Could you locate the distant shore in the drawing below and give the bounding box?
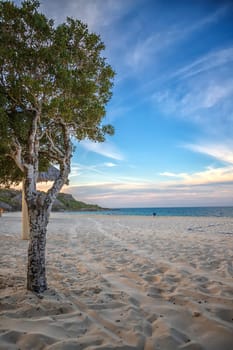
[0,213,233,349]
[0,188,106,212]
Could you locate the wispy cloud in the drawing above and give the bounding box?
[68,161,119,181]
[180,79,233,114]
[80,140,124,161]
[69,165,81,178]
[126,31,175,71]
[185,4,229,32]
[171,47,233,81]
[185,143,233,165]
[125,5,229,72]
[158,143,233,193]
[65,175,233,207]
[66,144,233,207]
[40,0,137,30]
[152,46,233,141]
[160,165,233,186]
[153,74,233,115]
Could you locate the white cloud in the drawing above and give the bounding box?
[40,0,137,31]
[172,47,233,81]
[69,161,119,179]
[80,139,124,161]
[161,165,233,186]
[65,149,233,207]
[186,143,233,165]
[152,52,233,142]
[159,172,189,179]
[69,165,81,177]
[186,4,229,32]
[65,172,233,207]
[202,84,233,108]
[126,31,175,71]
[125,6,230,73]
[153,77,233,116]
[104,162,117,167]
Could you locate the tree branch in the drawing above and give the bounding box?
[45,130,65,158]
[9,137,25,173]
[44,122,72,209]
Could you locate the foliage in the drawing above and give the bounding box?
[0,188,104,211]
[0,0,115,185]
[56,192,103,211]
[0,0,115,293]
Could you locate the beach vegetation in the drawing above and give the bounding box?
[0,188,105,212]
[0,0,114,293]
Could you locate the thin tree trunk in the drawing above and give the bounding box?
[27,206,50,293]
[25,118,71,293]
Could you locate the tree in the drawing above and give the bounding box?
[0,0,115,293]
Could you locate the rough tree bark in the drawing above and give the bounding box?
[27,202,50,292]
[24,168,71,292]
[10,108,72,293]
[22,182,30,240]
[25,118,71,293]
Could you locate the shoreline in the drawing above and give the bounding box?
[0,213,233,349]
[2,204,233,219]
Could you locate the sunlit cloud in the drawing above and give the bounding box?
[160,166,233,186]
[11,0,233,209]
[185,143,233,165]
[65,177,233,208]
[66,140,233,207]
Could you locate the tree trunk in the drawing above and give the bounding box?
[27,206,50,293]
[22,183,30,240]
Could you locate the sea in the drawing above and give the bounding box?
[74,206,233,218]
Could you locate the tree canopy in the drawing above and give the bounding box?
[0,0,115,292]
[0,0,115,187]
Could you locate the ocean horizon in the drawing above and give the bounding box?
[69,206,233,218]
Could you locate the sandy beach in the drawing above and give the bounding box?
[0,212,233,350]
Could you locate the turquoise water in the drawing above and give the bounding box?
[74,206,233,217]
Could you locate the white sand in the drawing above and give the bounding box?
[0,212,233,350]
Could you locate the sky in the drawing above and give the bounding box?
[14,0,233,208]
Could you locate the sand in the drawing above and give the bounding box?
[0,212,233,350]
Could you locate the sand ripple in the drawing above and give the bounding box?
[0,213,233,349]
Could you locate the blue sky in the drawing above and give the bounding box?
[16,0,233,207]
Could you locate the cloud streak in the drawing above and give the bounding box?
[152,45,233,144]
[160,165,233,186]
[80,140,124,161]
[171,47,233,81]
[40,0,137,30]
[65,178,233,208]
[124,5,230,73]
[25,0,233,208]
[65,155,233,207]
[185,143,233,165]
